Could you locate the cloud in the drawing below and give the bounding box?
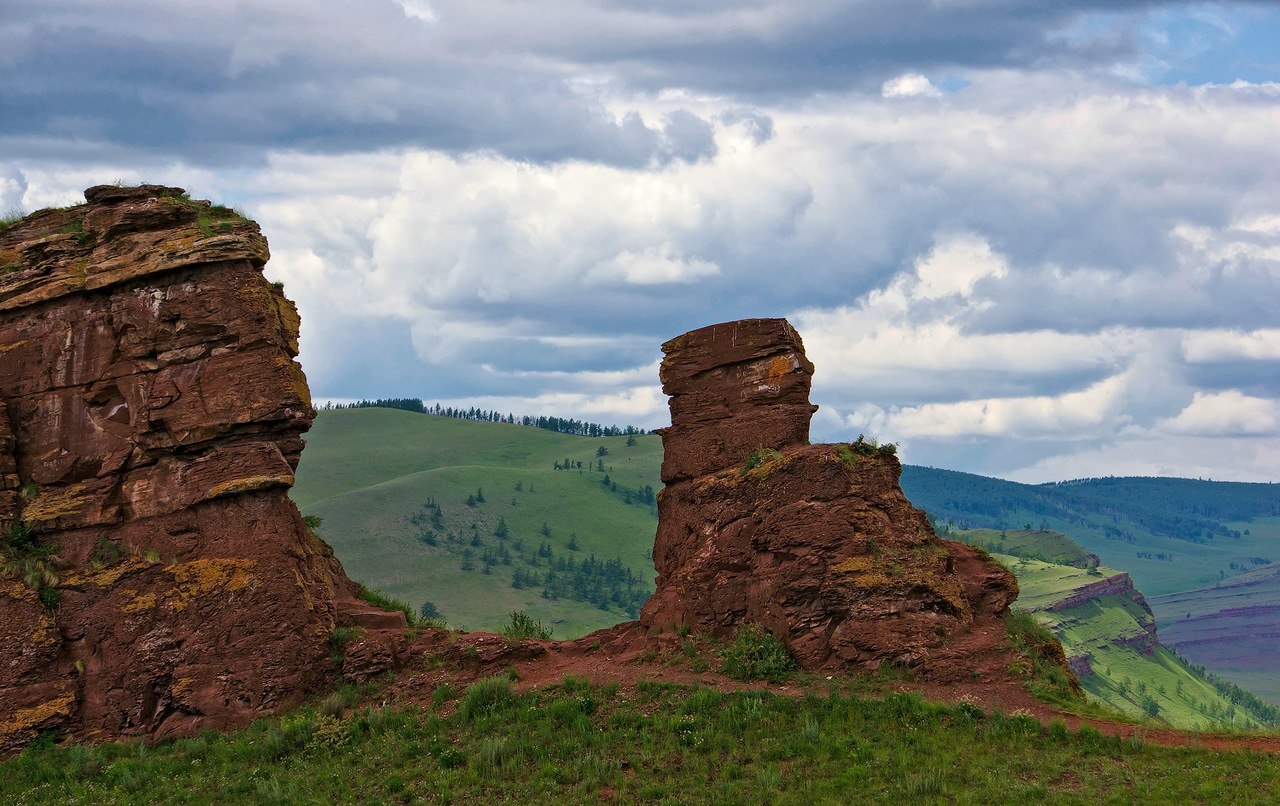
[882,73,943,98]
[1,0,1248,168]
[0,167,26,213]
[0,0,722,168]
[842,374,1132,440]
[1158,390,1280,436]
[1183,329,1280,363]
[587,245,721,285]
[5,3,1280,483]
[906,233,1008,300]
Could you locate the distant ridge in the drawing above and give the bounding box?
[901,465,1280,600]
[321,398,651,438]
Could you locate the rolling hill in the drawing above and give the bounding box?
[955,529,1278,728]
[292,407,663,637]
[1150,555,1280,705]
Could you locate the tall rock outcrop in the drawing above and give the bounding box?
[639,318,1019,671]
[0,185,398,752]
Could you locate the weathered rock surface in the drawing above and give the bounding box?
[0,185,400,752]
[639,318,1019,672]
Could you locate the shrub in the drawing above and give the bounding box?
[846,434,899,459]
[742,447,782,474]
[328,626,363,665]
[88,537,124,570]
[722,624,796,682]
[459,676,515,722]
[501,610,552,641]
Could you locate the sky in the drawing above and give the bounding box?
[3,1,1279,484]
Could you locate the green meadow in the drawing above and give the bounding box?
[5,677,1280,805]
[293,408,662,636]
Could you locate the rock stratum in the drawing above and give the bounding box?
[0,185,400,752]
[639,318,1021,672]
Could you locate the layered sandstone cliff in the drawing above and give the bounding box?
[0,185,397,751]
[639,318,1019,671]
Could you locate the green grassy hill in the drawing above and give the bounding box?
[292,408,663,637]
[903,467,1280,599]
[954,529,1279,729]
[8,677,1280,804]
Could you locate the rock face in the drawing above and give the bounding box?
[0,185,399,752]
[639,318,1018,671]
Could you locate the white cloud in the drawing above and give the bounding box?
[909,232,1007,299]
[881,73,943,98]
[846,373,1130,440]
[1005,434,1280,483]
[9,59,1280,482]
[1182,329,1280,363]
[1158,390,1280,436]
[396,0,438,24]
[588,244,720,285]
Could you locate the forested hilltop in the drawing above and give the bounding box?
[321,398,649,438]
[901,466,1280,599]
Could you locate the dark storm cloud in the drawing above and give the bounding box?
[0,0,1222,166]
[0,1,713,166]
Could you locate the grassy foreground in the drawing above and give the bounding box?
[4,677,1279,805]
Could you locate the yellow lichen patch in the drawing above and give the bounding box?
[206,474,293,499]
[831,556,875,574]
[293,566,317,612]
[67,259,89,290]
[270,355,312,407]
[767,354,792,379]
[171,677,195,698]
[3,580,38,603]
[165,558,255,611]
[21,484,90,522]
[234,280,274,317]
[0,689,77,744]
[848,571,898,588]
[0,339,27,353]
[272,295,302,348]
[64,557,146,589]
[120,589,157,613]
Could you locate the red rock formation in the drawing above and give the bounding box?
[639,318,1019,671]
[0,185,401,752]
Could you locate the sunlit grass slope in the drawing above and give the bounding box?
[292,408,663,637]
[962,529,1279,729]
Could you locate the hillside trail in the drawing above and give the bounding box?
[377,619,1280,756]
